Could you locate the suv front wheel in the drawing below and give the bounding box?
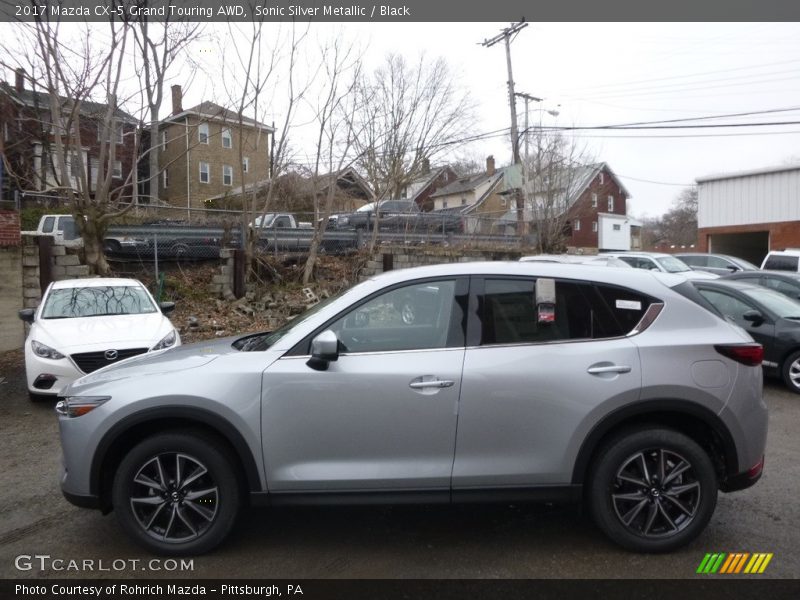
[112,431,241,555]
[588,428,717,553]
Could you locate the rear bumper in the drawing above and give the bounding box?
[720,455,764,492]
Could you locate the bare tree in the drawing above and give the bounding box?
[132,14,202,205]
[301,37,365,284]
[659,187,698,246]
[524,130,595,253]
[6,17,141,275]
[353,53,475,248]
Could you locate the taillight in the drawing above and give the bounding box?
[715,344,763,366]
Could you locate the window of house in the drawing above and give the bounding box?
[198,123,209,144]
[112,160,122,179]
[161,130,167,151]
[608,196,614,212]
[222,128,232,148]
[592,221,598,233]
[162,168,168,189]
[462,198,468,206]
[97,122,122,144]
[574,219,581,231]
[199,161,210,183]
[243,157,249,173]
[599,173,604,184]
[591,193,597,208]
[613,224,621,231]
[223,165,233,186]
[443,200,448,209]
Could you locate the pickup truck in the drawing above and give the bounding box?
[342,200,463,233]
[22,214,148,253]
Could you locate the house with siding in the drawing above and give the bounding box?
[158,85,275,210]
[0,68,138,205]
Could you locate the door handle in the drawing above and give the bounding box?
[409,379,455,389]
[587,365,632,375]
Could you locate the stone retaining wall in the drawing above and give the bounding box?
[360,246,525,279]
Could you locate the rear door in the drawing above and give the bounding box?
[452,276,644,488]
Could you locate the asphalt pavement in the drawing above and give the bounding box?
[0,348,797,580]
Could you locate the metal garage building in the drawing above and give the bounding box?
[696,164,800,265]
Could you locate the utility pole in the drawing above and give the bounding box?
[482,21,528,166]
[515,92,542,163]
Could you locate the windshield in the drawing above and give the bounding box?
[356,203,376,213]
[42,286,157,319]
[656,256,692,273]
[235,291,345,351]
[742,287,800,319]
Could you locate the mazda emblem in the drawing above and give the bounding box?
[104,349,119,361]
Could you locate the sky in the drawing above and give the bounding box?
[3,21,800,219]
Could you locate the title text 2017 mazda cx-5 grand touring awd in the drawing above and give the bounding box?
[56,262,767,555]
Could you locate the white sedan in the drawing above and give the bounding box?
[19,278,180,400]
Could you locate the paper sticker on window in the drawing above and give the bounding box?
[616,299,642,311]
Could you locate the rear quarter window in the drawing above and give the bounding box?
[763,254,799,271]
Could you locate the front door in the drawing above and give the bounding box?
[261,278,468,493]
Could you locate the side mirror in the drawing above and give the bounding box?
[159,301,176,315]
[742,310,765,326]
[18,308,35,323]
[726,265,739,272]
[307,330,339,371]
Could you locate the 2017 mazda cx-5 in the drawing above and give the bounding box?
[56,262,767,555]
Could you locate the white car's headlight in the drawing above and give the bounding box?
[31,340,65,360]
[151,330,177,351]
[55,396,111,418]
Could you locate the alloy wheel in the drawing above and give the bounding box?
[611,448,700,538]
[130,452,219,543]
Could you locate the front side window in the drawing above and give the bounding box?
[222,128,232,148]
[223,165,233,186]
[762,277,800,298]
[199,161,210,183]
[42,286,157,319]
[697,289,757,327]
[327,280,462,354]
[112,160,122,179]
[479,278,653,346]
[198,123,209,144]
[656,256,692,273]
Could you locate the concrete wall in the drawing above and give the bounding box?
[360,246,524,280]
[0,210,23,352]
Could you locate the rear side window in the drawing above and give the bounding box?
[763,254,799,271]
[479,278,654,345]
[41,216,55,233]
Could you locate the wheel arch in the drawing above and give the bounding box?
[92,406,263,512]
[571,399,738,487]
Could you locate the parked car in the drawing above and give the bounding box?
[603,252,719,280]
[692,278,800,393]
[760,249,800,272]
[345,200,463,232]
[19,278,180,400]
[520,255,632,268]
[56,263,766,555]
[723,270,800,301]
[675,253,760,276]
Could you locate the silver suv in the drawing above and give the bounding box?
[57,262,767,555]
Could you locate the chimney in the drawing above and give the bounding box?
[171,84,183,115]
[15,68,25,93]
[486,155,495,176]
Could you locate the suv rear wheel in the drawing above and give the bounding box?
[781,350,800,394]
[112,431,241,555]
[588,428,717,553]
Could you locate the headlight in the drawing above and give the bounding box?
[151,329,177,351]
[55,396,111,418]
[31,340,65,360]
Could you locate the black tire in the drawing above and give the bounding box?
[588,427,717,553]
[780,350,800,394]
[112,431,241,556]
